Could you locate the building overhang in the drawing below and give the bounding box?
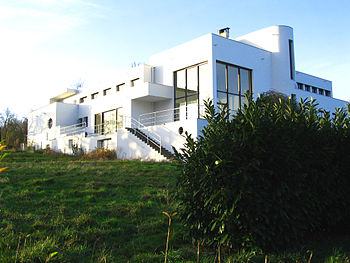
[131,82,173,102]
[50,89,79,103]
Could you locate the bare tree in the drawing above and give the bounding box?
[0,108,27,148]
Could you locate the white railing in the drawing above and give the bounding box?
[123,116,162,154]
[60,122,87,136]
[139,104,206,127]
[139,107,180,126]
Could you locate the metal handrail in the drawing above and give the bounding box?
[60,122,87,136]
[139,104,206,126]
[123,116,162,154]
[139,107,180,126]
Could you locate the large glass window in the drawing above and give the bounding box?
[216,61,252,114]
[174,62,208,120]
[94,108,122,135]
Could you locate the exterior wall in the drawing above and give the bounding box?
[149,33,214,102]
[212,34,272,103]
[56,103,79,126]
[116,129,166,161]
[235,25,295,96]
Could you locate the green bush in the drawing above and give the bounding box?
[175,94,350,252]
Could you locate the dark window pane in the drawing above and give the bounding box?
[217,91,227,104]
[227,66,239,94]
[216,63,226,92]
[240,69,250,96]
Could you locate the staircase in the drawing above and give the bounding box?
[125,127,174,160]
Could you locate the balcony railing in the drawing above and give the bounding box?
[94,121,123,135]
[139,104,206,126]
[60,122,87,136]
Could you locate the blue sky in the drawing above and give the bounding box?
[1,0,349,117]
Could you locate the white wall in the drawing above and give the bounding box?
[116,128,166,161]
[236,25,295,96]
[56,103,79,126]
[149,34,213,87]
[296,71,333,92]
[212,33,272,102]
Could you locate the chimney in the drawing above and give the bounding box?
[218,27,230,38]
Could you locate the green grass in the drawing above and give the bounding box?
[0,151,349,262]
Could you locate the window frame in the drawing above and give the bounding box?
[216,61,253,113]
[173,61,208,120]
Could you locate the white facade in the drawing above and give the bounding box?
[28,25,349,160]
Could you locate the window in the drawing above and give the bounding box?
[131,78,140,87]
[97,138,111,149]
[216,61,252,114]
[79,96,87,103]
[174,62,208,120]
[305,85,310,92]
[68,139,73,149]
[325,90,331,97]
[312,87,317,93]
[319,89,324,95]
[297,83,303,90]
[48,118,53,129]
[91,92,98,100]
[94,108,122,135]
[116,83,125,91]
[78,117,88,127]
[289,39,295,80]
[83,116,88,127]
[103,88,111,96]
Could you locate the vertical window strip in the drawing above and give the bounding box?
[289,40,295,80]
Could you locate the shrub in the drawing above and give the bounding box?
[174,94,350,252]
[82,148,117,160]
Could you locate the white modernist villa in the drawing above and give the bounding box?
[28,25,348,160]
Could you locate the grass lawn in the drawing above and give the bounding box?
[0,152,349,262]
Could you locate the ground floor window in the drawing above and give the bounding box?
[216,61,252,114]
[97,138,111,149]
